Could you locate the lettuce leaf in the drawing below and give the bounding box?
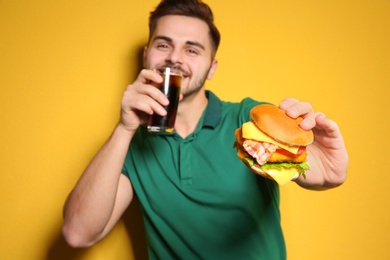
[243,157,310,179]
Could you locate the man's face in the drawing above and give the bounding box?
[144,15,218,97]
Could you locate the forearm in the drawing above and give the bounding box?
[62,124,134,247]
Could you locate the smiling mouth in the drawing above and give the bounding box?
[154,64,190,79]
[180,69,190,78]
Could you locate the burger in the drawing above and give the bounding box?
[234,104,313,185]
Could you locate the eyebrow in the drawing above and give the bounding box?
[153,35,205,51]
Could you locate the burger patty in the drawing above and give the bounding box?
[268,149,307,163]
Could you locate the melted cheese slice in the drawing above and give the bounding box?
[242,121,299,154]
[264,168,299,186]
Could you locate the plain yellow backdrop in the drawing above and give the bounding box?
[1,0,389,259]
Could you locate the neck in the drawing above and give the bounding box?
[174,89,208,138]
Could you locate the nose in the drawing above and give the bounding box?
[165,48,183,66]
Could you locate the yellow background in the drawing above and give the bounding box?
[1,0,389,259]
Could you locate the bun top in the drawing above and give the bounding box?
[250,104,313,146]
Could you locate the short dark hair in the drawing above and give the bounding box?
[149,0,221,56]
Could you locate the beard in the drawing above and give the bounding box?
[181,66,212,98]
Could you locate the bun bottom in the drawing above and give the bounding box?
[247,163,300,185]
[247,164,273,179]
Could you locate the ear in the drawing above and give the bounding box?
[207,59,218,80]
[143,45,148,67]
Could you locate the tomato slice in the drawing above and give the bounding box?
[276,146,306,157]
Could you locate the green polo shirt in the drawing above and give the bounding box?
[122,90,286,259]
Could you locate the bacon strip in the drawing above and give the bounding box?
[242,140,277,165]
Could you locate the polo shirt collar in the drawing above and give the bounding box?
[203,90,222,129]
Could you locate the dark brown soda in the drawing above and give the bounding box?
[148,73,181,133]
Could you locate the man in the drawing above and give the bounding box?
[62,0,348,259]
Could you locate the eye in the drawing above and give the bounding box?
[157,43,169,49]
[186,48,199,56]
[154,40,171,50]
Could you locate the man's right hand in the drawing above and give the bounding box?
[119,69,169,133]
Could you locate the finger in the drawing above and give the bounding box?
[313,113,341,138]
[300,112,325,130]
[129,83,169,106]
[123,84,168,116]
[123,91,167,117]
[279,97,300,110]
[279,99,314,119]
[134,69,164,85]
